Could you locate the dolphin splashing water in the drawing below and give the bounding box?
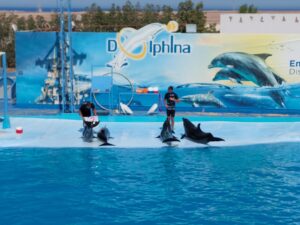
[107,21,179,72]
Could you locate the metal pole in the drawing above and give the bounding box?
[2,53,10,129]
[67,0,75,112]
[59,0,66,113]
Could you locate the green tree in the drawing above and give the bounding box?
[16,16,26,30]
[177,0,206,32]
[142,4,159,25]
[81,3,106,31]
[49,14,59,31]
[0,13,18,67]
[122,0,138,28]
[115,6,123,30]
[36,15,46,30]
[160,5,174,24]
[26,15,36,30]
[239,4,257,13]
[106,3,120,31]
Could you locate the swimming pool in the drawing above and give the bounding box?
[1,143,299,225]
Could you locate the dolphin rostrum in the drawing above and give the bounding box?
[157,119,180,146]
[97,127,114,146]
[180,91,225,108]
[181,118,224,144]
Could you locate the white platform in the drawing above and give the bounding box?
[1,118,300,148]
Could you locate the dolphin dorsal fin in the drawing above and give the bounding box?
[197,123,203,132]
[208,90,214,95]
[254,54,272,61]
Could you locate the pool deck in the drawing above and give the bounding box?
[1,115,300,148]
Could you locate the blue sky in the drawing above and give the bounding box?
[1,0,300,10]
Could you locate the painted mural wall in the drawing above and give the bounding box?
[15,22,300,112]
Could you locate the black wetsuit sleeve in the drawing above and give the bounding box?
[164,93,168,100]
[174,93,179,100]
[79,104,84,113]
[91,103,95,110]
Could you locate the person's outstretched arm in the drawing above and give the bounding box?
[174,93,180,103]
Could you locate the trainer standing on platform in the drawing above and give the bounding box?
[164,86,179,132]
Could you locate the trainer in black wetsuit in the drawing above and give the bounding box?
[79,101,97,122]
[164,86,179,132]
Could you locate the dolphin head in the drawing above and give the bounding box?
[208,53,232,69]
[182,118,196,133]
[209,52,249,70]
[213,70,228,81]
[162,119,172,132]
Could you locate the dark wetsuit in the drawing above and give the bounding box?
[79,103,95,117]
[80,103,97,128]
[164,92,179,117]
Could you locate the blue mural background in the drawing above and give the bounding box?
[15,31,300,113]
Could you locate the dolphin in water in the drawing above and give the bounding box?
[180,91,226,108]
[208,52,285,87]
[213,68,247,84]
[157,119,180,146]
[181,118,224,145]
[82,120,100,142]
[97,127,114,146]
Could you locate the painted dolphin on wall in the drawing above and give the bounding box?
[223,93,280,108]
[208,52,285,87]
[176,83,231,90]
[107,21,178,71]
[181,118,224,145]
[157,119,180,146]
[180,91,226,108]
[213,68,247,84]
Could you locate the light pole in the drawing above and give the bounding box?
[1,52,11,129]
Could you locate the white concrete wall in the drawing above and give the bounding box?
[221,14,300,33]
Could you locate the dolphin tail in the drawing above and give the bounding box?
[211,137,225,142]
[156,135,161,138]
[100,142,115,146]
[272,72,285,85]
[163,138,180,143]
[270,91,286,108]
[181,134,186,139]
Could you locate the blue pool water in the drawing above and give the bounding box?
[0,144,299,225]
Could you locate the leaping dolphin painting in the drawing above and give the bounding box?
[181,118,224,145]
[213,68,247,84]
[208,52,285,87]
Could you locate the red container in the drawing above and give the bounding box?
[16,127,23,134]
